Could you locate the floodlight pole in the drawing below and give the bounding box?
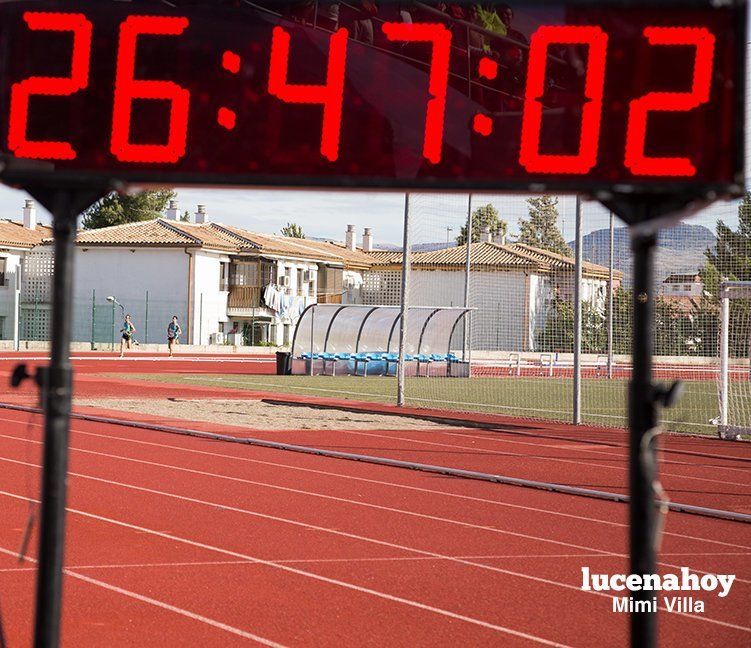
[629,229,658,648]
[21,187,104,648]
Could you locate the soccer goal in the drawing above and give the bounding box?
[717,281,751,440]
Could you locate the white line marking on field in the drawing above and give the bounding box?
[0,493,571,646]
[0,459,749,632]
[0,545,286,646]
[0,413,747,552]
[3,552,746,575]
[7,429,751,585]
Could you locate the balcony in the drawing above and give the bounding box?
[317,292,342,305]
[228,286,261,311]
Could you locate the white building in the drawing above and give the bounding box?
[0,201,53,346]
[364,240,620,351]
[62,207,374,347]
[660,273,704,298]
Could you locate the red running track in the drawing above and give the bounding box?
[0,408,749,647]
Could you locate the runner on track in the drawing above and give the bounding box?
[119,314,135,358]
[167,315,182,357]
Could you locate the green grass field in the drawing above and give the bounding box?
[117,372,745,436]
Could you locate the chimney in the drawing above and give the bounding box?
[165,200,179,221]
[345,224,356,251]
[362,227,373,252]
[22,200,36,230]
[493,230,506,246]
[479,226,491,243]
[195,204,208,224]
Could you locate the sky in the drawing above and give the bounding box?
[1,12,747,249]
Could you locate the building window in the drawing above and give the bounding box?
[0,257,6,287]
[297,268,304,296]
[318,266,343,296]
[219,262,229,291]
[229,261,259,287]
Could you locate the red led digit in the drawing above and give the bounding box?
[520,25,608,174]
[625,27,715,177]
[268,27,349,162]
[111,16,191,164]
[8,12,92,160]
[382,23,452,165]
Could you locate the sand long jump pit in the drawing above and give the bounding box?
[74,397,462,431]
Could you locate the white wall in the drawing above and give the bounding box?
[0,250,23,342]
[408,269,528,351]
[191,251,226,345]
[73,247,189,345]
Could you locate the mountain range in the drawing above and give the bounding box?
[573,222,716,287]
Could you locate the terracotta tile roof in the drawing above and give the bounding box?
[370,241,620,279]
[72,218,378,267]
[509,243,622,279]
[363,250,404,265]
[0,220,52,248]
[210,224,376,267]
[75,219,198,247]
[165,221,240,252]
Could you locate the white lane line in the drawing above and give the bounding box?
[0,492,571,647]
[1,460,749,633]
[319,427,751,490]
[436,429,751,476]
[0,546,286,647]
[3,552,749,575]
[1,413,747,552]
[2,430,747,583]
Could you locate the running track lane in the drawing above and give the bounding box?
[0,419,748,646]
[44,404,751,515]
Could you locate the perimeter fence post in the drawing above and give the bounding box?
[110,299,115,351]
[397,193,411,407]
[462,194,472,368]
[199,292,204,346]
[607,210,615,379]
[309,304,315,376]
[144,290,149,344]
[573,196,583,425]
[90,289,95,350]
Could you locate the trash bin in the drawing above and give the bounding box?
[276,351,291,375]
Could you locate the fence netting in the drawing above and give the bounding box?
[387,192,750,436]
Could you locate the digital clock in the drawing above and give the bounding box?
[0,0,744,199]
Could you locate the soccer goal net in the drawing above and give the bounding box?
[717,281,751,440]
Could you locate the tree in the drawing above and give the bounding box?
[82,189,176,230]
[281,222,305,238]
[705,192,751,282]
[518,195,572,256]
[701,196,751,357]
[456,203,508,246]
[180,210,190,222]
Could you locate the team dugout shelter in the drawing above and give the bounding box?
[290,304,471,377]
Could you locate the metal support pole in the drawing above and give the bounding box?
[309,305,315,376]
[90,289,95,351]
[199,292,203,346]
[34,191,78,648]
[110,300,115,351]
[573,196,583,425]
[462,194,472,365]
[607,211,615,379]
[397,193,411,407]
[13,270,20,351]
[144,290,149,344]
[719,280,730,429]
[629,231,658,648]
